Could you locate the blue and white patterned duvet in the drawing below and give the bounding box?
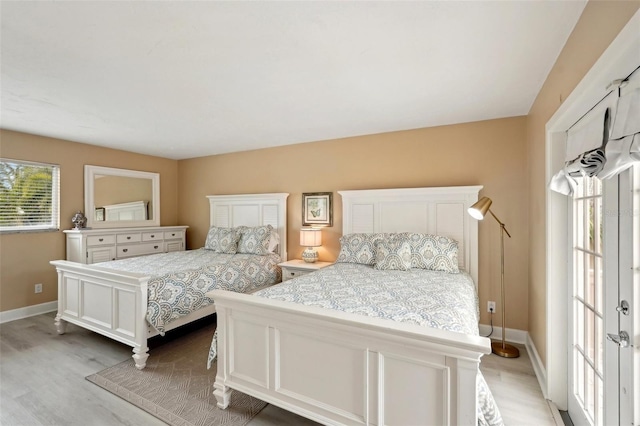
[94,249,281,334]
[208,263,502,426]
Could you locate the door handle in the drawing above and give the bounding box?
[607,331,630,348]
[616,300,629,315]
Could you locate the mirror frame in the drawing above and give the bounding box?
[84,165,160,229]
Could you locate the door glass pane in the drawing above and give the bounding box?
[576,199,585,248]
[586,253,595,307]
[575,250,585,299]
[596,376,603,426]
[586,364,595,421]
[576,300,584,351]
[577,349,585,404]
[595,256,603,313]
[588,198,596,252]
[585,307,595,362]
[597,197,603,255]
[595,314,603,373]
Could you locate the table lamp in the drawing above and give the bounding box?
[300,228,322,263]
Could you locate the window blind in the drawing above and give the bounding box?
[550,66,640,195]
[0,159,60,232]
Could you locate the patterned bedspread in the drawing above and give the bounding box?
[95,249,281,333]
[207,263,503,426]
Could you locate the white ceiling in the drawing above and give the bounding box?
[1,1,587,160]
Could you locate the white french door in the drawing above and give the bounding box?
[568,165,637,425]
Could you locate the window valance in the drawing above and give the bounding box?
[550,66,640,195]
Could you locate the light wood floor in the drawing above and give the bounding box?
[0,312,560,425]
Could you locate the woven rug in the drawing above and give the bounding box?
[86,321,267,426]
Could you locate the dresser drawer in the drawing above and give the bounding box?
[165,241,183,252]
[281,268,311,281]
[164,230,184,240]
[142,231,162,242]
[117,233,141,244]
[87,235,116,246]
[117,242,163,258]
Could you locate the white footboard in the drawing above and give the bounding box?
[51,260,154,369]
[210,290,491,426]
[50,260,217,369]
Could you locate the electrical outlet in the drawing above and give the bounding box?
[487,301,496,313]
[34,283,43,294]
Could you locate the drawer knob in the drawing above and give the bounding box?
[154,245,159,249]
[171,233,175,236]
[151,235,155,238]
[99,238,104,242]
[123,248,128,253]
[127,236,131,240]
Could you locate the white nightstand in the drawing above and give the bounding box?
[278,259,332,282]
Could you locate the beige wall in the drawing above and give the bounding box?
[178,117,529,329]
[526,1,639,366]
[0,129,179,312]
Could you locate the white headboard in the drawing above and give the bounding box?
[338,186,482,284]
[206,193,289,259]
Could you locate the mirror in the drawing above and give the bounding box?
[84,165,160,229]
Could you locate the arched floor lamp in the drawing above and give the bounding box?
[468,196,520,358]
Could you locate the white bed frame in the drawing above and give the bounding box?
[210,186,491,425]
[50,193,289,370]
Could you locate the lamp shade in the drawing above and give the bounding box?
[468,197,492,220]
[300,228,322,247]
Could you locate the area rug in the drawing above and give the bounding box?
[86,322,267,426]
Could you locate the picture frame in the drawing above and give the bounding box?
[95,207,105,222]
[302,192,333,227]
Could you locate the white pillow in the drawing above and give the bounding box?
[268,228,280,253]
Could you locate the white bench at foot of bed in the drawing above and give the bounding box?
[51,260,216,370]
[210,289,491,426]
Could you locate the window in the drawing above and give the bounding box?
[0,159,60,233]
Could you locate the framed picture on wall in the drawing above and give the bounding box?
[95,207,105,222]
[302,192,333,227]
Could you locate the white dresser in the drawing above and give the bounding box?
[64,226,188,264]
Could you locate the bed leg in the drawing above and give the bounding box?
[132,347,149,370]
[54,314,67,335]
[213,381,231,409]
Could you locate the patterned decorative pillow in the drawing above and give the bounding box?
[374,236,412,271]
[336,233,388,265]
[204,227,241,254]
[401,232,460,273]
[236,225,274,255]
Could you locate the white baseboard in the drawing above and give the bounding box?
[0,301,57,324]
[479,323,528,344]
[526,333,548,400]
[479,323,549,401]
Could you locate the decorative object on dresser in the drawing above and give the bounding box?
[302,192,333,227]
[278,259,332,282]
[71,211,87,229]
[468,195,519,358]
[94,207,105,221]
[50,192,288,370]
[299,227,322,263]
[210,186,492,425]
[64,226,188,264]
